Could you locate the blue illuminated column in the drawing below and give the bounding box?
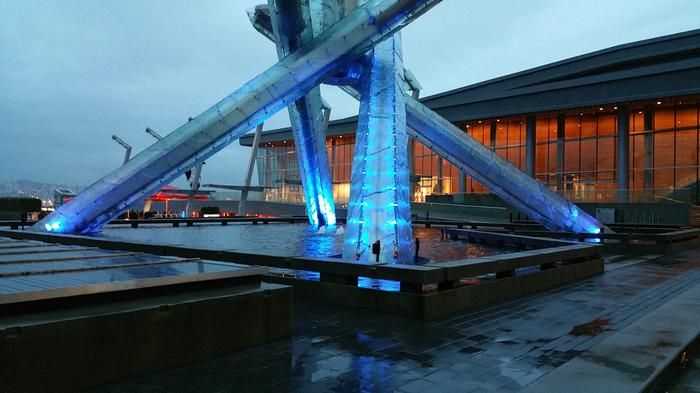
[343,34,413,263]
[31,0,440,234]
[268,0,336,227]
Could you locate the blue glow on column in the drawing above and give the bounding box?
[287,90,336,228]
[342,34,413,264]
[268,1,336,229]
[404,96,604,235]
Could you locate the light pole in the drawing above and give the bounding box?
[111,134,133,218]
[145,127,162,141]
[111,135,132,166]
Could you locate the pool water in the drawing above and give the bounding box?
[100,223,512,263]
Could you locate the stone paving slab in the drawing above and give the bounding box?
[87,254,700,392]
[521,281,700,393]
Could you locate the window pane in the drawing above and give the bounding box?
[598,137,615,171]
[676,105,698,128]
[580,139,596,173]
[581,114,596,138]
[495,122,507,147]
[654,107,674,130]
[598,114,616,137]
[654,131,674,169]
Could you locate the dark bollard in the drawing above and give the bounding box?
[415,237,420,263]
[186,221,193,227]
[372,240,381,262]
[221,221,228,226]
[173,222,179,227]
[496,269,514,279]
[131,222,138,228]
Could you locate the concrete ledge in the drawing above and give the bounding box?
[0,229,443,286]
[0,229,603,320]
[514,228,700,255]
[265,258,603,320]
[521,281,700,393]
[432,244,599,281]
[422,257,604,320]
[0,283,293,393]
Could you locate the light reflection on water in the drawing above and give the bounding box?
[100,223,514,292]
[101,223,508,262]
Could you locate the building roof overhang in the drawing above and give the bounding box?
[241,28,700,146]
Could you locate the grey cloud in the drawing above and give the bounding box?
[1,0,698,187]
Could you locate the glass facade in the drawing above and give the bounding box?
[630,102,700,196]
[257,96,700,204]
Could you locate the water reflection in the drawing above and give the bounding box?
[101,223,515,293]
[102,223,510,262]
[357,276,401,292]
[299,225,339,257]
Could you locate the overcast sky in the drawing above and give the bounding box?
[1,0,698,188]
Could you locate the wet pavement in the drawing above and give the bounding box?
[89,254,700,393]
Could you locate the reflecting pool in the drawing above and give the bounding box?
[101,223,511,262]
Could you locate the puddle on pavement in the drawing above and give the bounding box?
[569,318,611,336]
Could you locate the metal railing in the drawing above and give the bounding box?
[555,188,692,204]
[440,188,694,204]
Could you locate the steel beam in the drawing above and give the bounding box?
[111,135,132,166]
[525,115,536,177]
[239,123,264,215]
[616,106,630,202]
[32,0,440,234]
[405,97,602,234]
[145,127,204,218]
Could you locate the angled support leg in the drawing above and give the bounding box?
[239,123,264,215]
[268,0,336,227]
[404,97,602,233]
[32,0,441,234]
[184,162,202,217]
[248,6,602,235]
[343,34,413,263]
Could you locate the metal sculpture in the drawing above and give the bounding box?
[248,4,603,236]
[34,0,603,262]
[267,0,336,227]
[343,34,413,263]
[32,0,440,234]
[145,127,204,217]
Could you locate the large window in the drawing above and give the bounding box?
[256,96,700,204]
[535,116,558,187]
[462,121,491,193]
[328,136,354,202]
[629,101,700,201]
[257,142,304,203]
[561,112,617,200]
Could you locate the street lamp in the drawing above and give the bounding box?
[111,135,132,166]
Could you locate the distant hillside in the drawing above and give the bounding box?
[0,179,83,203]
